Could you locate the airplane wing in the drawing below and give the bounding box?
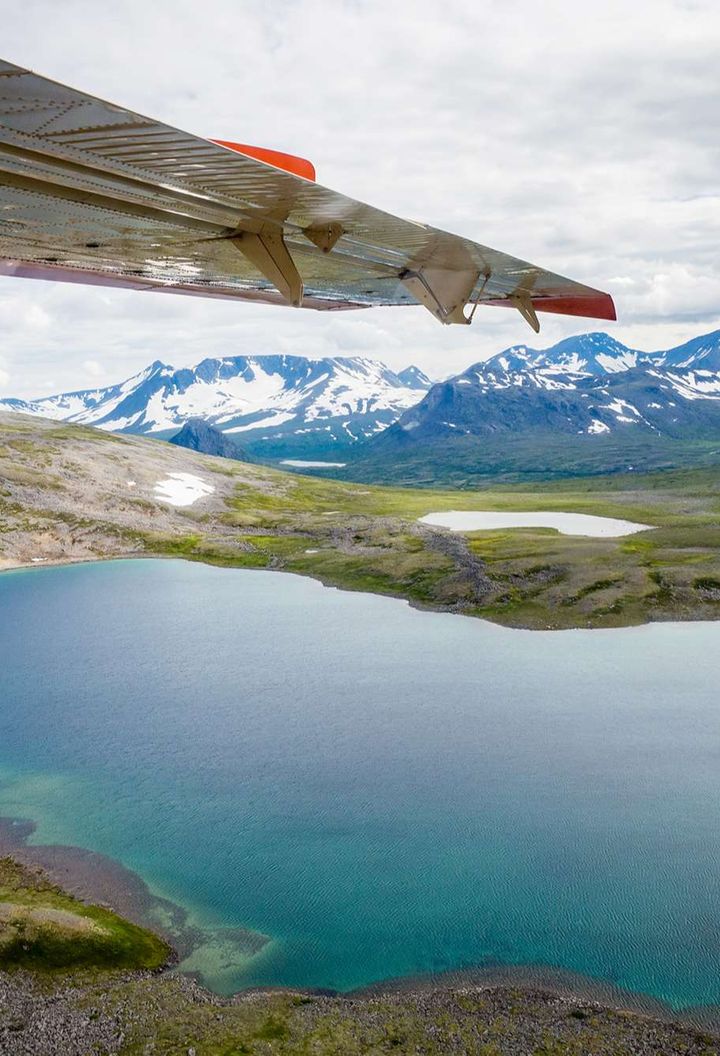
[0,59,615,333]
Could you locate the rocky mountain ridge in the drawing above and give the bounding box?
[373,329,720,446]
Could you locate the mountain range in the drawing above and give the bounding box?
[0,355,431,461]
[382,330,720,441]
[3,330,720,481]
[348,329,720,484]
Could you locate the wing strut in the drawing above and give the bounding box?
[230,224,303,307]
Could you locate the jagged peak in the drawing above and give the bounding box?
[397,365,432,387]
[1,350,429,439]
[145,358,173,375]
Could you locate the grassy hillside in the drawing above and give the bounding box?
[2,411,720,629]
[0,857,169,972]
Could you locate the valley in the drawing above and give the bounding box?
[2,411,720,629]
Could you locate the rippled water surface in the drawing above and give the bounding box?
[1,559,719,1005]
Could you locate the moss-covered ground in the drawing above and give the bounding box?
[0,857,169,972]
[144,463,720,629]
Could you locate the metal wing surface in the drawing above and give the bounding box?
[0,59,615,332]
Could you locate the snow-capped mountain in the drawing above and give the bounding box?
[347,330,720,484]
[483,332,643,376]
[7,332,720,478]
[476,330,720,380]
[378,330,720,444]
[1,355,432,459]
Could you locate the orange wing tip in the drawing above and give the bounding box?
[484,291,616,322]
[530,292,617,322]
[209,140,316,182]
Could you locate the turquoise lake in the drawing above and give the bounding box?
[1,558,719,1006]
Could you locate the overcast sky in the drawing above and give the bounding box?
[1,0,719,397]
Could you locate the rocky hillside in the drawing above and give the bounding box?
[4,957,718,1056]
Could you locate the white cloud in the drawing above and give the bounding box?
[1,0,719,396]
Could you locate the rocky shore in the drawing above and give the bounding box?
[1,820,720,1054]
[2,963,719,1056]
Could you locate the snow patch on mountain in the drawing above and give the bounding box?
[154,473,215,507]
[226,412,297,433]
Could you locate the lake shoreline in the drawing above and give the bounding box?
[3,410,720,631]
[0,816,270,974]
[2,814,719,1033]
[2,550,717,635]
[4,968,719,1056]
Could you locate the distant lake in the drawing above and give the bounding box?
[419,510,651,537]
[1,559,719,1008]
[280,459,347,468]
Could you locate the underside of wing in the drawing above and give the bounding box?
[0,59,615,332]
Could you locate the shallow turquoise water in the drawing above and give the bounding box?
[1,558,719,1005]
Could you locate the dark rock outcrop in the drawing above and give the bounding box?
[168,419,251,461]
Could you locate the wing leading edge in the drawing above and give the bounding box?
[0,59,615,333]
